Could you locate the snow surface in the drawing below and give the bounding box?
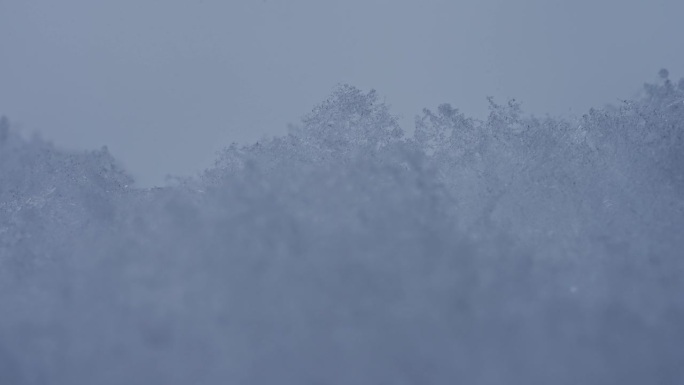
[1,75,683,384]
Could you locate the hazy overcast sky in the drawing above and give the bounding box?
[1,0,682,186]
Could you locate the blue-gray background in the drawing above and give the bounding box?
[1,0,681,186]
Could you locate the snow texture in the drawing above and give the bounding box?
[1,74,683,384]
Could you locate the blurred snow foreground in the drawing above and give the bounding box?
[1,76,683,385]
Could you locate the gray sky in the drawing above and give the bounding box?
[1,0,682,186]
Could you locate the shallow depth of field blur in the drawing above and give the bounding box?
[1,72,683,384]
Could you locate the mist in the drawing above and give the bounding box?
[1,1,684,384]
